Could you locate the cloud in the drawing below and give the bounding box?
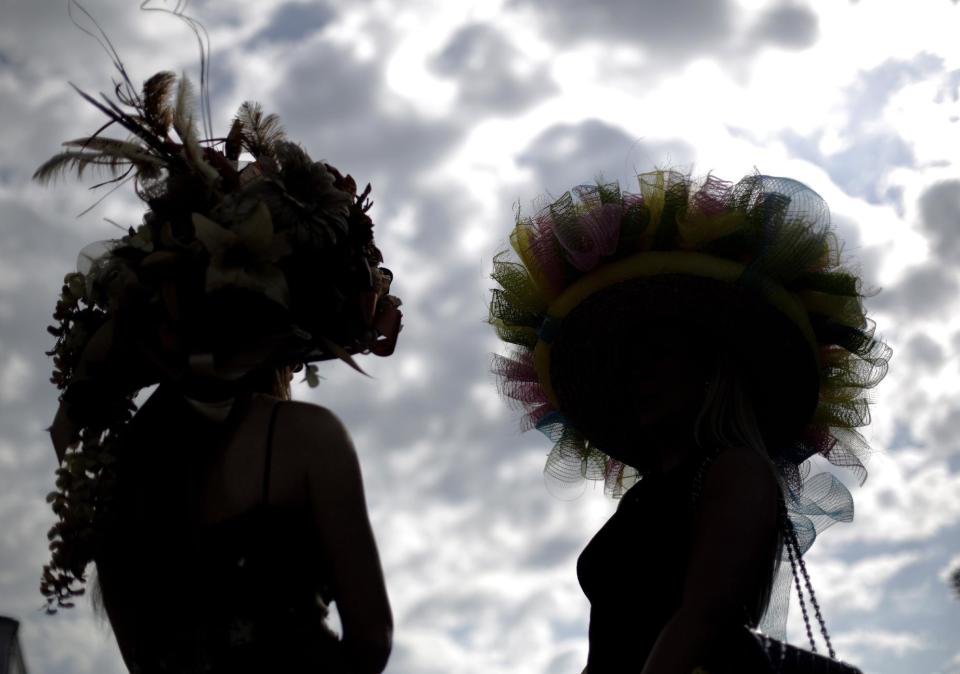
[939,552,960,587]
[904,333,945,370]
[510,0,734,56]
[272,38,463,203]
[781,129,917,206]
[832,629,926,657]
[0,352,31,404]
[937,68,960,103]
[510,0,820,68]
[516,119,695,197]
[249,2,335,45]
[826,451,960,542]
[918,180,960,262]
[929,406,960,457]
[2,3,959,674]
[777,54,948,208]
[430,23,556,116]
[750,3,819,50]
[845,54,944,130]
[868,265,959,318]
[809,551,924,613]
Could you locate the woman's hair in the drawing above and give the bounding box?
[694,351,768,458]
[246,365,293,401]
[694,351,783,626]
[550,284,782,623]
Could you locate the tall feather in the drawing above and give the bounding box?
[172,74,198,147]
[224,118,243,162]
[171,74,217,184]
[69,84,170,160]
[235,101,286,159]
[141,71,177,137]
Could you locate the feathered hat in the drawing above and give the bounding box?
[489,171,889,544]
[38,67,401,610]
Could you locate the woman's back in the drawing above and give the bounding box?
[95,385,391,673]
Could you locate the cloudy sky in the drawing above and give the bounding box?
[1,0,959,672]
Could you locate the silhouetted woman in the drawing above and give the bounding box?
[38,66,402,673]
[489,172,889,672]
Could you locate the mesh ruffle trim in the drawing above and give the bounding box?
[489,171,892,511]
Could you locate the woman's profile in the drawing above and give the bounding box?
[37,34,401,673]
[489,172,890,672]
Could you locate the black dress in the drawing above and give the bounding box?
[95,388,343,673]
[577,451,781,673]
[576,455,702,673]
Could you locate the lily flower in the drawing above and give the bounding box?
[192,202,291,308]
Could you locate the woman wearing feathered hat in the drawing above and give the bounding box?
[37,58,401,673]
[490,171,890,672]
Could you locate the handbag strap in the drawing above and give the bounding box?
[691,450,837,660]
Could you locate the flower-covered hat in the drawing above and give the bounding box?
[489,171,889,541]
[39,69,401,610]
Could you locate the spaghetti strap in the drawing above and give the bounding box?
[263,401,282,504]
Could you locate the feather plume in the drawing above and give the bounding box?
[224,118,243,162]
[172,74,198,146]
[33,151,130,185]
[141,71,177,136]
[69,84,171,160]
[235,101,286,159]
[62,137,162,168]
[171,75,218,184]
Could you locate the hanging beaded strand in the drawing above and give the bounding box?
[781,510,838,660]
[691,451,841,662]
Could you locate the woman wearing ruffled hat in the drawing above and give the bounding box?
[37,64,401,673]
[490,172,890,673]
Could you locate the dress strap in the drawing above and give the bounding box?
[262,401,282,504]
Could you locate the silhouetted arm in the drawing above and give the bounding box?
[294,404,393,674]
[640,446,779,674]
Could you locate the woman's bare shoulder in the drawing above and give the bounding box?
[697,445,780,533]
[274,399,358,469]
[707,446,779,490]
[279,399,348,433]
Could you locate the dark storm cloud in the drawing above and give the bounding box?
[869,265,959,318]
[516,119,696,197]
[522,534,585,568]
[430,23,557,115]
[929,406,960,456]
[249,2,335,45]
[905,334,945,370]
[510,0,819,63]
[510,0,733,57]
[274,39,462,203]
[0,200,89,648]
[0,1,223,84]
[918,180,960,262]
[750,3,819,50]
[0,199,90,441]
